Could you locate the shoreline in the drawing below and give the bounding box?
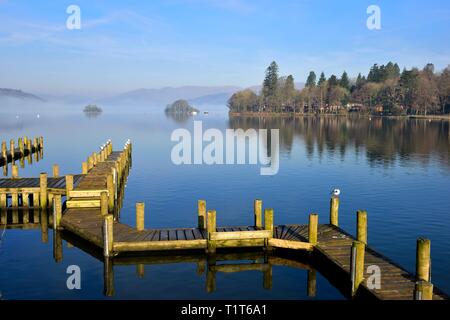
[228,112,450,120]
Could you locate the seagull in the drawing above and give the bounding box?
[331,188,341,197]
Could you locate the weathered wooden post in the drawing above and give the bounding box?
[18,137,24,155]
[207,210,217,254]
[1,141,7,160]
[22,193,29,207]
[0,192,7,208]
[357,210,368,244]
[53,164,59,177]
[87,156,93,170]
[104,257,115,297]
[92,152,98,166]
[10,139,15,161]
[65,175,73,200]
[308,213,318,245]
[263,264,273,290]
[40,208,48,243]
[330,195,339,226]
[39,136,44,149]
[100,191,108,216]
[254,199,262,229]
[11,191,19,207]
[53,195,62,229]
[107,175,114,212]
[12,164,19,178]
[39,173,48,208]
[53,229,63,263]
[198,200,206,229]
[79,162,87,175]
[0,208,6,224]
[136,264,145,278]
[350,240,365,296]
[416,238,431,282]
[415,280,433,300]
[103,215,114,257]
[136,202,145,231]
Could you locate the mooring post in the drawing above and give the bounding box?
[39,136,44,149]
[82,161,88,174]
[107,175,114,212]
[103,215,114,257]
[53,195,62,229]
[308,213,318,245]
[65,175,73,200]
[88,156,93,170]
[11,164,19,178]
[416,238,431,282]
[207,210,217,254]
[330,195,339,226]
[100,191,108,216]
[1,141,7,160]
[264,208,274,236]
[198,200,206,229]
[22,193,29,207]
[0,193,7,208]
[11,191,18,207]
[136,202,145,231]
[254,199,262,229]
[34,137,39,151]
[350,240,365,296]
[10,139,15,161]
[52,164,59,178]
[415,280,433,300]
[357,210,368,244]
[18,137,24,155]
[40,173,48,208]
[92,152,97,166]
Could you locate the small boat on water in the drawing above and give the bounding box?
[203,111,209,115]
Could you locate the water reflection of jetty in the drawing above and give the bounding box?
[0,139,448,300]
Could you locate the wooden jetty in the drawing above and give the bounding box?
[0,139,448,300]
[1,136,43,167]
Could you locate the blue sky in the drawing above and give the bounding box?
[0,0,449,96]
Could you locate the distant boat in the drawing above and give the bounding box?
[191,111,198,115]
[203,111,209,115]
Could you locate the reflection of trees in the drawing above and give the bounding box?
[228,115,450,167]
[164,111,193,124]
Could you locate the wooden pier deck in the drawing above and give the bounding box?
[1,138,447,300]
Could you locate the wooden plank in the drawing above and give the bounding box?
[114,239,207,252]
[210,230,272,241]
[268,238,313,251]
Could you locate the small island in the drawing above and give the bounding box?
[83,104,103,117]
[165,99,199,115]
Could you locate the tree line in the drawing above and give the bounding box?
[228,61,450,115]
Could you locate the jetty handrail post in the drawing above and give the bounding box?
[52,164,59,178]
[53,195,62,229]
[308,213,318,245]
[11,164,19,179]
[103,215,114,257]
[82,161,88,174]
[350,240,365,296]
[254,199,262,228]
[39,172,48,208]
[100,192,109,216]
[107,175,114,212]
[356,210,368,244]
[136,202,145,231]
[416,238,431,282]
[330,195,339,226]
[207,210,217,254]
[414,280,433,300]
[198,200,206,229]
[9,139,16,162]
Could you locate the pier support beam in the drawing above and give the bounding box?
[330,196,339,226]
[350,240,365,296]
[254,199,262,229]
[416,238,431,282]
[198,200,206,229]
[308,213,318,245]
[136,202,145,231]
[357,210,368,244]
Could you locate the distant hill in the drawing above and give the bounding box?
[101,86,242,107]
[0,88,44,102]
[188,92,235,106]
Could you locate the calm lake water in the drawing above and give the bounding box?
[1,110,449,299]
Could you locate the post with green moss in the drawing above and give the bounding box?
[350,240,365,296]
[308,213,318,245]
[416,238,431,282]
[198,200,206,229]
[357,210,367,244]
[330,195,339,226]
[207,210,217,254]
[254,199,262,228]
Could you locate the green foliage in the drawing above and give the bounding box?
[83,104,102,113]
[165,99,199,114]
[306,71,317,87]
